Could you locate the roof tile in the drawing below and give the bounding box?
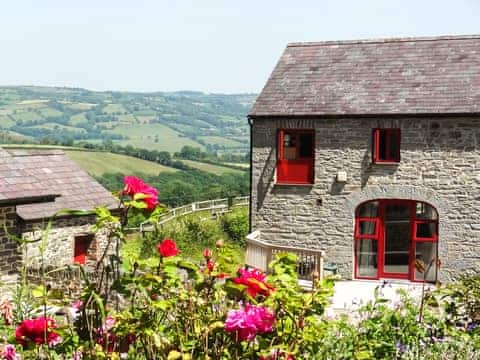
[0,148,117,219]
[250,35,480,116]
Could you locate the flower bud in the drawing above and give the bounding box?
[203,248,212,259]
[216,239,224,248]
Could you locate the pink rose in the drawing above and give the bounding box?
[224,304,275,341]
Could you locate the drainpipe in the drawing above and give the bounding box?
[247,115,253,233]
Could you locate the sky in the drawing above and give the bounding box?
[0,0,479,94]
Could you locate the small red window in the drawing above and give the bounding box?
[277,129,314,184]
[74,234,93,265]
[372,129,401,163]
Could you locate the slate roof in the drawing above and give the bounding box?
[250,35,480,117]
[0,148,117,220]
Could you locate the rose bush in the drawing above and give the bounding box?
[0,176,478,359]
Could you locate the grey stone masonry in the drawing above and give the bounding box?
[0,205,20,285]
[20,215,113,270]
[251,117,480,282]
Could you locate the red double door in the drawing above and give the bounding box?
[355,199,438,281]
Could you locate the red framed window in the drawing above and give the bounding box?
[354,200,438,282]
[74,234,94,265]
[372,129,401,163]
[277,129,314,184]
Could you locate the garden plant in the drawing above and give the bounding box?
[0,176,478,359]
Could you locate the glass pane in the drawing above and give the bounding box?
[356,239,378,277]
[385,203,410,221]
[416,222,436,239]
[359,220,376,235]
[378,130,386,159]
[384,223,410,274]
[388,131,399,159]
[415,242,437,282]
[357,201,379,218]
[416,203,438,220]
[283,132,296,160]
[298,133,313,158]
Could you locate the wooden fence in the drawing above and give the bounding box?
[139,196,249,232]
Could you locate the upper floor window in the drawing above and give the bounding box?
[372,128,401,163]
[277,129,314,184]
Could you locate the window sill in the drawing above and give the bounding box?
[371,161,400,166]
[275,182,313,187]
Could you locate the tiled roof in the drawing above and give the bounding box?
[250,35,480,116]
[0,148,117,220]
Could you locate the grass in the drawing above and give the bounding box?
[223,162,249,168]
[180,159,244,175]
[103,103,126,114]
[37,107,63,117]
[33,122,87,133]
[64,150,179,176]
[121,214,245,273]
[69,112,88,125]
[0,115,15,128]
[62,102,96,110]
[11,111,41,122]
[198,136,246,148]
[109,123,205,153]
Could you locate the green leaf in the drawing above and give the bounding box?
[32,285,45,298]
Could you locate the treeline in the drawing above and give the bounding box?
[98,170,249,208]
[174,145,249,171]
[80,141,194,171]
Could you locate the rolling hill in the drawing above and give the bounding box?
[0,86,255,154]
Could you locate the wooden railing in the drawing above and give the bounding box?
[140,196,249,232]
[245,230,325,282]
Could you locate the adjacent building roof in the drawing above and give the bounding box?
[250,35,480,117]
[0,148,117,220]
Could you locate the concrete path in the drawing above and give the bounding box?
[329,280,431,313]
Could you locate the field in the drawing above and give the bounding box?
[108,123,205,152]
[198,135,246,148]
[64,150,178,176]
[0,86,254,154]
[180,159,243,175]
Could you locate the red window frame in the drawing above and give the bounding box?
[354,200,438,282]
[372,128,401,163]
[276,129,315,184]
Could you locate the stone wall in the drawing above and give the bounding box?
[0,205,20,285]
[20,215,114,271]
[251,116,480,282]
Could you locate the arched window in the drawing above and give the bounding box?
[354,200,438,282]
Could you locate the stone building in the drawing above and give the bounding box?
[0,148,117,286]
[248,35,480,283]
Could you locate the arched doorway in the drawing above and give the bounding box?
[354,199,438,282]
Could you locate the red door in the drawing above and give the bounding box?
[378,200,413,280]
[74,235,91,265]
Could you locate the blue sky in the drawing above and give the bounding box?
[1,0,479,93]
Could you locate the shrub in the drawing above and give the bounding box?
[221,208,249,245]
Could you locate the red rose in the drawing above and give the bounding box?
[156,239,180,257]
[206,260,215,273]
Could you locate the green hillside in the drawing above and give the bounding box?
[64,150,178,176]
[0,86,255,154]
[180,159,243,175]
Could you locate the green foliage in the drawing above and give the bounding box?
[0,86,253,153]
[134,216,243,274]
[97,171,249,208]
[221,208,249,245]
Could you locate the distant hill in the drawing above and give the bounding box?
[0,86,256,153]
